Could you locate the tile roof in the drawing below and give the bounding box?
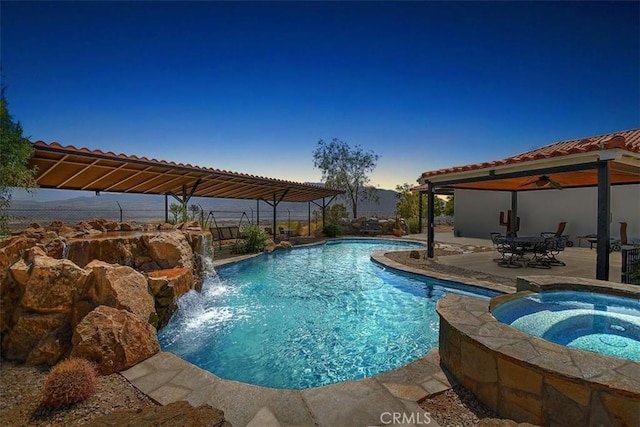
[29,141,344,202]
[32,141,313,185]
[420,128,640,179]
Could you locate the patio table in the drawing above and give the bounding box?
[498,236,556,268]
[576,234,598,248]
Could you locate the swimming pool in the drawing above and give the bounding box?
[158,238,499,389]
[492,290,640,361]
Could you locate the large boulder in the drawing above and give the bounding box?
[17,248,90,314]
[147,268,193,328]
[66,237,145,268]
[81,260,157,326]
[71,305,160,374]
[44,220,75,237]
[1,247,89,364]
[0,234,38,280]
[2,313,68,362]
[0,222,207,370]
[87,401,231,427]
[265,240,293,253]
[25,325,73,365]
[143,231,194,270]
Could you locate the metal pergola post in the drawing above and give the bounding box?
[427,182,435,258]
[510,191,518,236]
[596,161,611,280]
[308,202,311,236]
[164,194,168,223]
[418,192,423,234]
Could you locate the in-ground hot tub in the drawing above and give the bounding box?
[492,290,640,361]
[436,276,640,426]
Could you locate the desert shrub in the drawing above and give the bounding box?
[232,225,269,254]
[406,217,421,234]
[40,358,98,410]
[323,223,342,237]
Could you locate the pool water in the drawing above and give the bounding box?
[158,239,499,389]
[492,291,640,361]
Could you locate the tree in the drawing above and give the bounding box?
[395,184,448,233]
[167,202,202,224]
[0,84,37,234]
[394,183,423,220]
[324,203,348,225]
[443,195,455,216]
[313,138,380,219]
[394,183,446,218]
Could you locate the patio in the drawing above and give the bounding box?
[409,232,623,283]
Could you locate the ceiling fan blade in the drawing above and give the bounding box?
[518,176,540,187]
[519,175,563,189]
[548,178,563,189]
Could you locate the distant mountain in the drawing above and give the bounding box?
[8,188,399,227]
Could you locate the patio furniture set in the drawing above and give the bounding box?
[490,232,568,269]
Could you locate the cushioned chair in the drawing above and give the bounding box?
[541,221,573,247]
[611,222,628,251]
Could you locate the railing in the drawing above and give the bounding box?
[621,246,640,284]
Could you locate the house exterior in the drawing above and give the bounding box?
[453,185,639,245]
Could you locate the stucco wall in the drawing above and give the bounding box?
[453,185,639,243]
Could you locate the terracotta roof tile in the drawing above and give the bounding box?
[31,140,328,188]
[421,128,640,179]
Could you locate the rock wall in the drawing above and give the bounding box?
[0,219,213,374]
[437,291,640,426]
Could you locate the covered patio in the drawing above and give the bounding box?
[416,129,640,281]
[27,141,344,234]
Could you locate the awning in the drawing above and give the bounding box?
[414,128,640,282]
[28,141,344,203]
[417,129,640,191]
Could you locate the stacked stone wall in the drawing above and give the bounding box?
[437,278,640,426]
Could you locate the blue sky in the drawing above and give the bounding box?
[2,1,639,192]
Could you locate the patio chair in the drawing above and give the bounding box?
[611,222,629,251]
[490,232,523,268]
[540,221,573,247]
[547,236,567,266]
[490,232,506,263]
[526,240,553,269]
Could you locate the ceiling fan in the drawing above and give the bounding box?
[519,175,563,189]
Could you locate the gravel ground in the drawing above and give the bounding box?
[0,236,512,427]
[420,385,498,427]
[0,360,157,426]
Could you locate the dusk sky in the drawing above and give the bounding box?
[2,1,639,192]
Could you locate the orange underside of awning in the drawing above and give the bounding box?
[28,142,344,203]
[448,165,640,191]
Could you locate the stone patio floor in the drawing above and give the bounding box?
[122,348,453,427]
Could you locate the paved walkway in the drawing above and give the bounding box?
[122,348,451,427]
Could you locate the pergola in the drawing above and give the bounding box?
[28,141,344,232]
[415,128,640,281]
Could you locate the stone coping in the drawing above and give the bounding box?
[370,251,515,295]
[123,349,451,427]
[436,290,640,425]
[516,275,640,299]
